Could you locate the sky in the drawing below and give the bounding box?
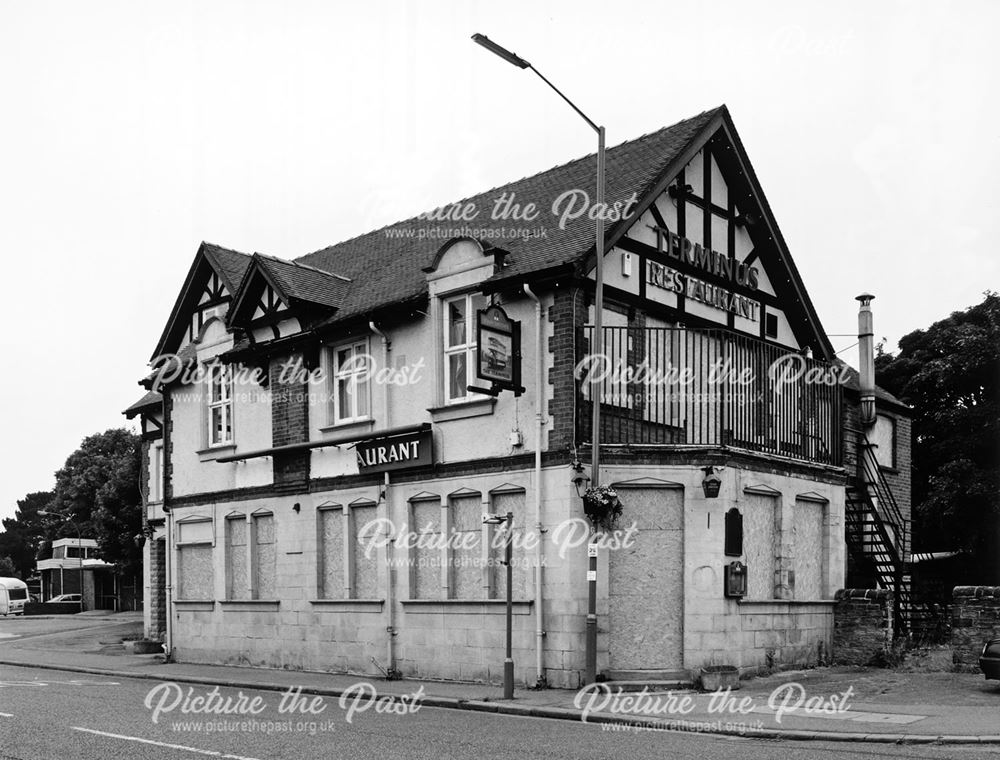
[0,0,997,522]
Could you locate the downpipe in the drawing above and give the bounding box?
[523,283,546,687]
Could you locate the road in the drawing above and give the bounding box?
[0,662,993,760]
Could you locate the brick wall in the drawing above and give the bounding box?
[269,353,310,489]
[148,537,167,641]
[951,586,1000,671]
[547,286,587,453]
[832,588,893,665]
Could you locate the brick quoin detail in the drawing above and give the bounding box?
[270,352,310,488]
[547,286,587,453]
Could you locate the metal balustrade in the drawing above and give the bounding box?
[576,325,843,467]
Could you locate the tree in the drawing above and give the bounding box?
[874,292,1000,579]
[0,491,53,579]
[51,429,142,575]
[0,556,16,577]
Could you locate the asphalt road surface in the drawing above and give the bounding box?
[0,663,993,760]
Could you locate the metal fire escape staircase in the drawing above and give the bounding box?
[845,431,913,636]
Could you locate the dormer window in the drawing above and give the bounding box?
[444,293,488,404]
[207,363,233,446]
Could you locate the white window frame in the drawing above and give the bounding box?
[206,363,234,447]
[443,292,487,404]
[329,340,372,425]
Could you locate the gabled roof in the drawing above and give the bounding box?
[154,105,836,361]
[293,108,721,325]
[151,242,252,360]
[226,253,353,327]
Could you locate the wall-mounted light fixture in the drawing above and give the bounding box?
[701,466,723,498]
[571,461,591,498]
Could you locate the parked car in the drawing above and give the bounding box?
[980,639,1000,680]
[46,594,81,604]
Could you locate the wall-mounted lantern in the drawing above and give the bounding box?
[724,561,747,598]
[571,461,591,498]
[701,466,722,498]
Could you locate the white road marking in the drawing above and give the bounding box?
[0,712,13,717]
[72,727,263,760]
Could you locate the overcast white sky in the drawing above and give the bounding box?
[0,1,997,522]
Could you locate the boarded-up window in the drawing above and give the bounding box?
[489,491,528,600]
[319,507,345,599]
[451,493,483,599]
[871,414,896,469]
[226,516,248,600]
[252,513,275,600]
[743,493,778,600]
[351,504,377,599]
[411,498,441,599]
[794,498,826,600]
[177,519,213,601]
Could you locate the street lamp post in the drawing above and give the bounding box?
[473,34,604,685]
[483,511,515,699]
[39,510,84,611]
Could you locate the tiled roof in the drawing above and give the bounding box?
[254,255,352,310]
[293,108,723,323]
[123,389,162,418]
[201,242,253,294]
[835,359,909,410]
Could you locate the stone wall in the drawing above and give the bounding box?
[951,586,1000,671]
[833,588,893,665]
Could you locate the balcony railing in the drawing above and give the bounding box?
[577,326,843,467]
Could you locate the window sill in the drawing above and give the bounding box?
[173,600,215,611]
[197,444,237,462]
[401,599,533,615]
[878,465,899,475]
[427,398,496,423]
[309,599,385,612]
[219,600,281,610]
[318,419,375,441]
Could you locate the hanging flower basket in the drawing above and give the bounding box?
[582,485,622,531]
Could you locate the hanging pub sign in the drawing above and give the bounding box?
[356,427,434,474]
[473,304,524,395]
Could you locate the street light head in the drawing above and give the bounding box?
[472,33,530,69]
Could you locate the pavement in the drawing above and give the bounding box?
[1,612,998,745]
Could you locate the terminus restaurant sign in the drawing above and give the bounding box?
[356,428,433,474]
[646,225,761,322]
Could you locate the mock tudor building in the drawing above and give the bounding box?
[127,106,913,687]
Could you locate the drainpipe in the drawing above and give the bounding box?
[523,283,546,686]
[856,293,876,427]
[370,322,396,676]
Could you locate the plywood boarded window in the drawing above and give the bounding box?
[350,502,378,599]
[743,492,778,600]
[489,489,528,600]
[251,512,275,600]
[176,518,213,601]
[410,496,442,599]
[225,516,249,600]
[318,506,346,599]
[793,498,826,600]
[450,492,482,599]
